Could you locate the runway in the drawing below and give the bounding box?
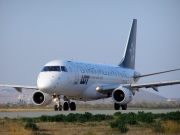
[0,109,179,118]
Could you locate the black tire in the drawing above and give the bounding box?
[63,102,69,111]
[59,105,62,111]
[121,105,127,110]
[54,105,58,111]
[70,102,76,111]
[114,103,120,110]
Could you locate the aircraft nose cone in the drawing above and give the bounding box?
[37,76,53,92]
[37,82,52,92]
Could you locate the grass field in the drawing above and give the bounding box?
[0,111,180,135]
[0,119,163,135]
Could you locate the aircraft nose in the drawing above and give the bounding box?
[38,82,52,92]
[37,75,54,92]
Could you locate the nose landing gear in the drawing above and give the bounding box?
[52,94,62,111]
[54,104,62,111]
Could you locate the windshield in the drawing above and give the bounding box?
[41,66,61,72]
[41,66,68,72]
[61,66,68,72]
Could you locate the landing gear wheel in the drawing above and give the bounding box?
[121,105,127,110]
[54,105,58,111]
[59,105,62,111]
[114,103,120,110]
[63,102,69,111]
[70,102,76,111]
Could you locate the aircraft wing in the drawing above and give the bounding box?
[96,80,180,93]
[0,84,38,93]
[129,80,180,91]
[134,68,180,79]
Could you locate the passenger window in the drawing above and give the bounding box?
[61,66,68,72]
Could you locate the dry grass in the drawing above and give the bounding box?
[0,120,150,135]
[36,121,163,135]
[1,119,179,135]
[163,120,180,134]
[37,121,112,135]
[0,120,33,135]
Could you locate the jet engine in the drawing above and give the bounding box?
[112,86,133,105]
[32,90,52,106]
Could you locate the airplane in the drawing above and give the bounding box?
[1,19,180,111]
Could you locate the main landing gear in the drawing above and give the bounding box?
[114,103,127,110]
[63,101,76,111]
[52,94,76,111]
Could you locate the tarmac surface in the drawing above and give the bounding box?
[0,109,179,118]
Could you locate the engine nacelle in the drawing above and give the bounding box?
[112,87,133,105]
[32,90,52,106]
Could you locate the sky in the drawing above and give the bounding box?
[0,0,180,98]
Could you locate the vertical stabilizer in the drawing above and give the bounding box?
[119,19,137,69]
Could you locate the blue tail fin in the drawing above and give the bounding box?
[119,19,137,69]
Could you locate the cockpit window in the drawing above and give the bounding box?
[61,66,68,72]
[41,66,61,72]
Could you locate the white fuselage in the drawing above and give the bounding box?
[37,60,139,101]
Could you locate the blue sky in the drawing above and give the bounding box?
[0,0,180,98]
